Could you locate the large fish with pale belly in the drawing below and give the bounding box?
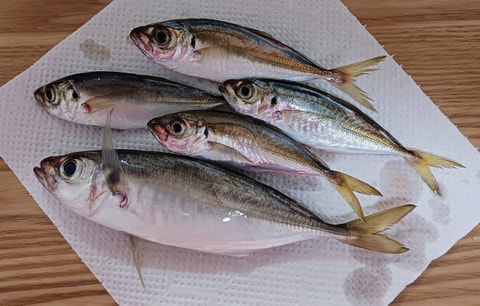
[219,79,464,196]
[130,19,385,111]
[33,148,414,255]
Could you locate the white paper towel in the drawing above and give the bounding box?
[1,0,479,305]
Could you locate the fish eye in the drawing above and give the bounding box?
[237,83,255,100]
[170,120,187,136]
[61,159,77,178]
[60,158,83,181]
[154,28,171,47]
[45,86,56,103]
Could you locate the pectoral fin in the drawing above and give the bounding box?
[207,142,255,165]
[84,96,118,113]
[84,89,139,113]
[102,109,128,201]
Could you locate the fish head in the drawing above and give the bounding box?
[148,112,207,154]
[220,79,275,119]
[34,152,103,215]
[130,21,194,68]
[34,79,87,123]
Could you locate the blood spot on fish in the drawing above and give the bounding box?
[120,195,129,208]
[79,39,111,61]
[82,103,91,113]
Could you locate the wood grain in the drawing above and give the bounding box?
[0,0,479,304]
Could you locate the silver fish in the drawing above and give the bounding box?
[34,71,225,129]
[130,19,385,111]
[220,79,464,196]
[33,149,413,254]
[148,110,382,220]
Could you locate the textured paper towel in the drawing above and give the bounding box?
[1,0,479,305]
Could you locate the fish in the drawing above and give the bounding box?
[148,110,382,220]
[33,148,414,255]
[219,79,464,196]
[33,71,225,129]
[130,18,385,111]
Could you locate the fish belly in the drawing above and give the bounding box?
[87,180,321,255]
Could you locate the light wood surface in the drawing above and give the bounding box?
[0,1,479,304]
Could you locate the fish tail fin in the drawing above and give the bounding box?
[332,55,386,111]
[338,204,415,254]
[405,150,464,196]
[332,172,382,221]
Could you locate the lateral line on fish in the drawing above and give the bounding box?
[197,46,323,75]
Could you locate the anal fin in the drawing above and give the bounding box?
[128,235,145,289]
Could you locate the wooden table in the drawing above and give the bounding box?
[1,1,479,304]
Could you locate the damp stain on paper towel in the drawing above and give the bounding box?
[344,266,392,306]
[79,39,111,61]
[379,159,424,200]
[344,196,440,304]
[429,198,451,225]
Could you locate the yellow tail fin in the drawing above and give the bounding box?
[338,204,415,254]
[406,150,464,196]
[333,172,382,221]
[333,55,386,111]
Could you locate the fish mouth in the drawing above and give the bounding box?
[33,166,55,192]
[147,118,169,144]
[218,85,227,95]
[218,83,236,102]
[34,156,63,192]
[34,87,47,108]
[130,26,153,54]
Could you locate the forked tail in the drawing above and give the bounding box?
[338,204,416,254]
[332,172,382,222]
[331,55,386,111]
[405,150,464,196]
